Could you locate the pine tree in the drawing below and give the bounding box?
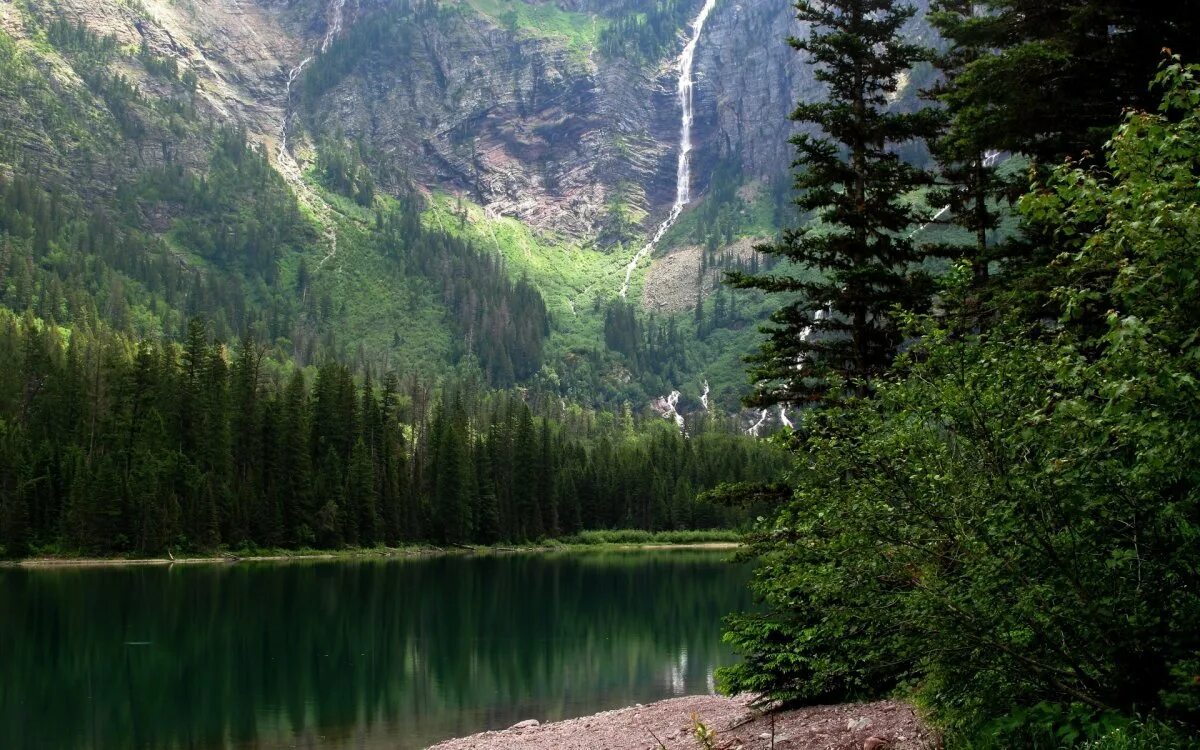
[513,404,542,541]
[379,373,406,546]
[315,447,344,548]
[432,396,472,544]
[281,369,315,545]
[729,0,938,404]
[347,437,377,546]
[473,436,501,544]
[0,423,30,558]
[922,0,1008,303]
[231,334,262,541]
[537,418,558,537]
[933,0,1200,167]
[928,0,1200,318]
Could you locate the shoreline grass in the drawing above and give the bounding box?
[6,531,743,568]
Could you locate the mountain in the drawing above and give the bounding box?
[0,0,932,424]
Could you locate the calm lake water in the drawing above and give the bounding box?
[0,550,751,749]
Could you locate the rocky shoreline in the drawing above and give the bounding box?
[427,695,934,750]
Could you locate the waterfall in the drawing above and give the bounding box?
[699,380,710,411]
[619,0,718,299]
[655,390,686,433]
[321,0,347,53]
[746,409,769,437]
[279,0,348,162]
[909,150,1003,238]
[278,57,312,161]
[778,406,793,429]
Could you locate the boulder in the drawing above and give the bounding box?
[509,719,540,730]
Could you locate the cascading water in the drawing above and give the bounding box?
[619,0,718,299]
[909,150,1003,238]
[321,0,347,53]
[699,380,710,411]
[653,390,686,433]
[746,409,769,437]
[278,58,313,161]
[279,0,348,162]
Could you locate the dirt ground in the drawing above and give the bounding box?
[427,695,936,750]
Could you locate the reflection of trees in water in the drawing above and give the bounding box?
[0,552,751,749]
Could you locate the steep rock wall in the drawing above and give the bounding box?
[693,0,932,187]
[299,3,681,242]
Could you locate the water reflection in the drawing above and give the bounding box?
[0,550,750,749]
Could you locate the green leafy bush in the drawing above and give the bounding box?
[719,61,1200,741]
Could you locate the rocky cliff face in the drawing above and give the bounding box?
[5,0,930,244]
[2,0,307,191]
[693,0,807,188]
[4,0,933,251]
[693,0,932,190]
[288,0,824,243]
[297,2,684,243]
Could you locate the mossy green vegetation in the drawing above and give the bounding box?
[459,0,606,60]
[660,166,791,252]
[597,0,699,66]
[421,189,795,409]
[423,191,626,324]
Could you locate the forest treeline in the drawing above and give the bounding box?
[721,1,1200,747]
[0,312,783,557]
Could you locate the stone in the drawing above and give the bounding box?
[509,719,540,730]
[847,717,873,732]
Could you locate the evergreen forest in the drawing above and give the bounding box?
[0,312,783,556]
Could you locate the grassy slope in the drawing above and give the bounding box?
[456,0,606,61]
[309,185,457,372]
[422,191,627,357]
[422,186,791,409]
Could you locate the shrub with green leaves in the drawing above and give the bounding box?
[719,60,1200,742]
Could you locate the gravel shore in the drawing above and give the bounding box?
[428,695,934,750]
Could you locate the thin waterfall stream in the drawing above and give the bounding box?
[279,0,347,162]
[619,0,718,299]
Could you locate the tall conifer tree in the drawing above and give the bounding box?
[730,0,938,405]
[922,0,1007,304]
[928,0,1200,317]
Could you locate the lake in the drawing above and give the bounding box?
[0,549,751,749]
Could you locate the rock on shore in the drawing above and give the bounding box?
[427,695,933,750]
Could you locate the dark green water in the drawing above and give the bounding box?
[0,550,750,750]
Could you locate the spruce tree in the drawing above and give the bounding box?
[379,373,406,546]
[281,370,314,545]
[922,0,1007,304]
[933,0,1200,167]
[473,436,501,544]
[729,0,938,404]
[537,418,558,537]
[432,398,472,544]
[347,437,376,546]
[513,404,542,541]
[929,1,1200,318]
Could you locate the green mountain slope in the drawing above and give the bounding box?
[0,0,892,418]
